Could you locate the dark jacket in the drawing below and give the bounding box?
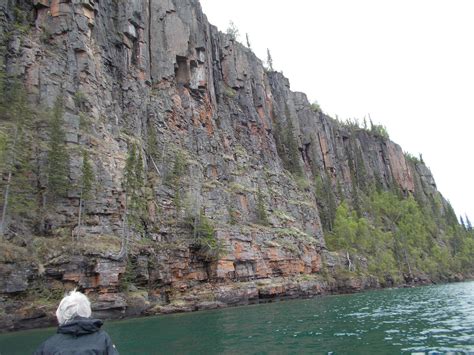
[34,317,119,355]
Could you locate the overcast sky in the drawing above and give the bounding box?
[200,0,473,223]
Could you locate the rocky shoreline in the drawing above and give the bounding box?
[0,275,379,332]
[3,252,466,333]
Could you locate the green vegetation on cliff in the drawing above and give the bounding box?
[123,143,147,234]
[0,77,36,235]
[76,149,95,234]
[256,186,269,226]
[186,210,225,262]
[326,189,474,284]
[46,94,70,202]
[313,115,473,284]
[272,105,303,177]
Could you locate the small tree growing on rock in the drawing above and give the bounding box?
[266,48,274,71]
[256,186,269,226]
[226,21,240,41]
[246,33,251,49]
[188,209,225,262]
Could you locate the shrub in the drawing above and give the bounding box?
[310,101,321,112]
[256,187,269,226]
[226,21,240,41]
[188,211,226,261]
[223,85,237,98]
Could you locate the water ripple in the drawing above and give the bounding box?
[2,281,474,354]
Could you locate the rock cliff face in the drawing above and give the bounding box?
[0,0,455,330]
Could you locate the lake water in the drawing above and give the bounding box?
[1,281,474,354]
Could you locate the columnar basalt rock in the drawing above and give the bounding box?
[0,0,458,331]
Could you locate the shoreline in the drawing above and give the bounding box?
[3,273,470,334]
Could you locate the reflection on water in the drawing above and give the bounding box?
[1,281,474,354]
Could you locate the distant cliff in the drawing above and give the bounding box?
[0,0,472,331]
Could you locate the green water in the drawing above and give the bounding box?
[1,281,474,354]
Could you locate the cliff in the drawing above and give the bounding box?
[0,0,471,331]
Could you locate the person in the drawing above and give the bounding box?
[34,289,119,354]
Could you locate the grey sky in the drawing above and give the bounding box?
[200,0,473,222]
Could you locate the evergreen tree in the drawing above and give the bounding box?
[419,153,424,164]
[0,70,6,119]
[449,226,464,257]
[346,144,361,216]
[7,127,35,214]
[315,173,337,231]
[271,108,289,169]
[460,215,466,231]
[77,150,95,233]
[190,209,225,261]
[0,131,7,166]
[271,106,303,176]
[284,105,302,176]
[121,143,146,251]
[163,149,187,219]
[363,117,368,130]
[146,121,160,170]
[46,94,69,204]
[81,150,94,202]
[310,101,321,112]
[246,33,251,49]
[166,150,186,187]
[124,144,137,195]
[135,149,145,188]
[466,215,472,232]
[0,78,35,236]
[354,147,367,193]
[124,144,146,227]
[226,21,239,41]
[266,48,273,71]
[444,201,458,228]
